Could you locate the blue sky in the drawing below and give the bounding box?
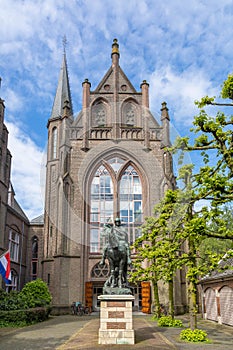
[1,0,233,219]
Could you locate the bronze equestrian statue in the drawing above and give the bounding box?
[100,218,132,294]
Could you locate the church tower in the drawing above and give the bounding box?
[42,39,183,313]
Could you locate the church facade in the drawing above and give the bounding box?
[42,39,186,312]
[1,39,187,314]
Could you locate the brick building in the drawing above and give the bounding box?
[0,98,31,291]
[200,256,233,326]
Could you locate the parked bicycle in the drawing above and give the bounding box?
[71,302,90,316]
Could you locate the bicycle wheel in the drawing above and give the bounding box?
[71,303,76,315]
[77,306,83,316]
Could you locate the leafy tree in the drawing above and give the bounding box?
[130,189,188,319]
[221,74,233,100]
[173,74,233,212]
[171,74,233,328]
[131,74,233,330]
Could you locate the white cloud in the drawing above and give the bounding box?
[5,119,45,220]
[1,0,233,217]
[3,89,24,112]
[149,66,218,126]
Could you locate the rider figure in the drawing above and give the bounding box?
[100,217,131,266]
[114,218,131,265]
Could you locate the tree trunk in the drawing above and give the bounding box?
[168,279,174,319]
[188,235,198,330]
[189,278,197,330]
[152,279,161,318]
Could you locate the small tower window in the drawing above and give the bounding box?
[51,127,58,159]
[31,236,39,280]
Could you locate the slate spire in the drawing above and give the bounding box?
[50,52,73,120]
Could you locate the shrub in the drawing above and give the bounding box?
[0,290,27,311]
[20,279,52,308]
[157,316,183,327]
[180,328,208,342]
[0,307,51,327]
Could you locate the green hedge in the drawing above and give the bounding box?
[0,307,51,326]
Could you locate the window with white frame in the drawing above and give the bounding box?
[90,157,143,253]
[9,229,19,262]
[6,270,18,291]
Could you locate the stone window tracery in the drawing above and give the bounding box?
[91,263,109,278]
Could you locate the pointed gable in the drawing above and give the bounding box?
[94,66,137,94]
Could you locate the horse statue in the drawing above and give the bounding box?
[100,218,131,292]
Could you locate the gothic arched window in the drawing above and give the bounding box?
[90,157,143,253]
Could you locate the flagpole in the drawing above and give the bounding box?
[0,249,9,259]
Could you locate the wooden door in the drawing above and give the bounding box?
[85,281,93,311]
[141,281,151,314]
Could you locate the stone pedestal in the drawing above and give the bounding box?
[98,294,135,345]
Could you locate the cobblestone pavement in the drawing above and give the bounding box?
[0,314,233,350]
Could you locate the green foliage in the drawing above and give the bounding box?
[0,307,51,327]
[0,290,28,311]
[221,74,233,100]
[195,96,215,108]
[132,74,233,330]
[0,279,52,312]
[157,316,183,328]
[199,237,233,262]
[20,279,52,308]
[180,328,209,342]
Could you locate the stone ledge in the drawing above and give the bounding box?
[98,294,135,301]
